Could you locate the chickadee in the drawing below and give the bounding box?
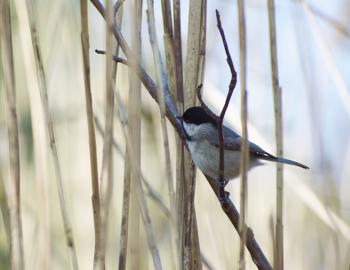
[179,106,309,181]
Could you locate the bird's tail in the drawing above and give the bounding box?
[260,155,309,169]
[276,157,309,169]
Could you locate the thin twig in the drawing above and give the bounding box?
[80,1,102,268]
[25,1,79,269]
[267,1,284,269]
[113,0,125,15]
[236,1,249,269]
[215,10,238,204]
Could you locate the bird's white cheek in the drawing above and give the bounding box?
[183,122,198,137]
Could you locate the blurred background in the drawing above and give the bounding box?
[0,0,350,269]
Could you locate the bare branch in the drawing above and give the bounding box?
[215,10,238,204]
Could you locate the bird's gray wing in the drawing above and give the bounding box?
[209,125,274,155]
[208,124,309,169]
[206,124,242,151]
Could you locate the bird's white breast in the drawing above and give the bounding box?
[187,139,241,180]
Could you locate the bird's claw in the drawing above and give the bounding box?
[218,191,230,206]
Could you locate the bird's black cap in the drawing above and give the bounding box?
[182,106,216,125]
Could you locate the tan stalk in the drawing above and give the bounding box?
[14,0,51,267]
[114,91,163,270]
[111,3,131,270]
[146,0,176,267]
[267,1,284,269]
[127,1,143,270]
[171,0,185,268]
[80,0,102,268]
[95,1,115,269]
[160,0,178,97]
[0,0,25,268]
[172,0,185,266]
[172,0,184,104]
[237,0,249,269]
[197,0,207,87]
[159,0,178,256]
[25,2,79,269]
[0,169,10,249]
[176,0,207,269]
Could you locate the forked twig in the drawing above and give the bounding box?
[197,10,238,205]
[215,10,237,203]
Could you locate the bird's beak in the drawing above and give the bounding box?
[176,116,191,141]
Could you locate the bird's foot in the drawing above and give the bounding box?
[217,180,230,206]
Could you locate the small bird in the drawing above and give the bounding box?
[179,106,309,181]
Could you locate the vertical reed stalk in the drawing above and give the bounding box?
[127,1,143,269]
[146,0,176,267]
[0,169,10,251]
[25,1,79,269]
[14,0,51,267]
[114,91,163,270]
[172,0,184,104]
[0,0,25,268]
[96,1,115,269]
[80,1,102,268]
[267,0,284,269]
[237,0,249,269]
[178,0,207,269]
[172,0,184,266]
